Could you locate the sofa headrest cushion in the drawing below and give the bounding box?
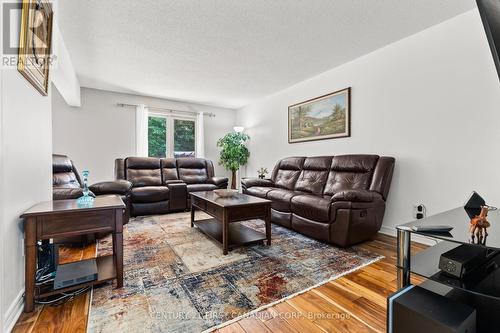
[177,158,206,169]
[279,157,305,170]
[53,154,73,173]
[303,156,333,171]
[126,157,160,169]
[160,158,177,169]
[331,155,379,172]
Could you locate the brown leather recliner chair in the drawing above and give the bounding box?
[52,154,133,225]
[241,155,395,247]
[115,157,228,216]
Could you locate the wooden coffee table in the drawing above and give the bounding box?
[190,191,272,255]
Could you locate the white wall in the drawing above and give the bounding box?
[236,9,500,231]
[52,87,236,183]
[1,2,53,331]
[51,24,81,107]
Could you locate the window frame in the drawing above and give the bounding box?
[147,111,197,158]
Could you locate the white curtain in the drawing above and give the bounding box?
[135,104,149,157]
[196,112,205,158]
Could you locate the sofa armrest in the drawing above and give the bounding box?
[53,188,91,200]
[209,177,228,187]
[167,182,188,211]
[331,190,382,203]
[164,180,186,185]
[241,178,274,189]
[89,180,132,196]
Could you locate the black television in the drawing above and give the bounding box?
[477,0,500,82]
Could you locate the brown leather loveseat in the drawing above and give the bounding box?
[115,157,228,216]
[241,155,395,247]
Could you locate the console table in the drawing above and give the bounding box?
[21,196,125,312]
[396,207,500,332]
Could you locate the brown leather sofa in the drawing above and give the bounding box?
[52,154,133,224]
[241,155,395,247]
[115,157,228,216]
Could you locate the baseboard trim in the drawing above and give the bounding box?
[3,289,24,333]
[379,225,438,246]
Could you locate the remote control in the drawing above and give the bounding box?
[411,225,454,233]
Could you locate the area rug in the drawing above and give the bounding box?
[87,212,382,333]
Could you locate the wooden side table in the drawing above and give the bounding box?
[20,196,126,312]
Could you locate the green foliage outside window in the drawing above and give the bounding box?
[148,117,196,158]
[174,120,195,153]
[148,117,167,158]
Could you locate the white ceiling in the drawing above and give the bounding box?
[58,0,476,109]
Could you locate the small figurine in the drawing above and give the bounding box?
[469,206,491,238]
[257,167,268,179]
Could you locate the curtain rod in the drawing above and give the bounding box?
[116,103,216,117]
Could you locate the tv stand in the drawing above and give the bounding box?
[395,207,500,332]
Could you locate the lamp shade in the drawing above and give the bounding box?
[233,126,245,133]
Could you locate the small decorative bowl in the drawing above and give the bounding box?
[213,189,239,198]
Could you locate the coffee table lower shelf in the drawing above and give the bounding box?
[193,218,267,250]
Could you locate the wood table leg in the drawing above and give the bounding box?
[114,209,124,288]
[113,232,124,288]
[24,217,37,312]
[191,204,195,227]
[265,206,271,246]
[222,212,229,255]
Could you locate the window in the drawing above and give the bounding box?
[174,119,195,157]
[148,116,167,158]
[147,114,196,158]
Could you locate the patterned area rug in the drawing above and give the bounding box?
[88,212,382,332]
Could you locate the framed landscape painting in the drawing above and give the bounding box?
[288,87,351,143]
[18,0,53,96]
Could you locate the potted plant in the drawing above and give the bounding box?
[257,167,268,179]
[217,132,250,189]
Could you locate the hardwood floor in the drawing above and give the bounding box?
[13,233,426,333]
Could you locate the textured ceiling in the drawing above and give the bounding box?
[58,0,476,109]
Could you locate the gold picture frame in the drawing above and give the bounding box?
[288,87,351,143]
[18,0,53,96]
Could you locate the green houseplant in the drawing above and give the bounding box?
[217,132,250,189]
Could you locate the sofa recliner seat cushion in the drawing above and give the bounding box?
[131,186,170,203]
[245,186,274,198]
[267,189,302,212]
[187,183,217,192]
[291,194,332,223]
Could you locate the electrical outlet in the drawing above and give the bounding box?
[413,204,426,219]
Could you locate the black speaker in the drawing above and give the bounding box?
[439,245,488,279]
[387,285,476,333]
